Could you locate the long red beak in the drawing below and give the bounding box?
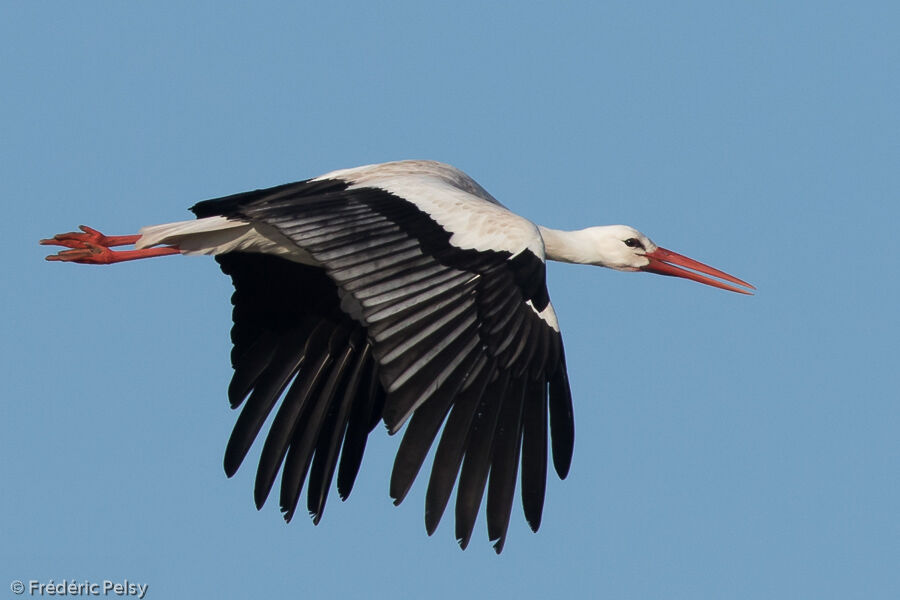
[642,247,755,294]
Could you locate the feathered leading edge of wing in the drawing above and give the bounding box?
[195,174,575,552]
[214,252,385,525]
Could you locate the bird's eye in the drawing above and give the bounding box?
[623,238,644,249]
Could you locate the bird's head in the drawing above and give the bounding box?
[580,225,754,294]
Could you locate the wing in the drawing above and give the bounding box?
[215,252,385,524]
[193,162,575,552]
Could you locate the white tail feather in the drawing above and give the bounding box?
[137,216,248,250]
[136,216,315,263]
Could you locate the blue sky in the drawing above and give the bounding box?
[2,2,898,598]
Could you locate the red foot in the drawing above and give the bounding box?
[41,225,180,265]
[40,225,141,250]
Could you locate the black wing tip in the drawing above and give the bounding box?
[223,452,242,478]
[553,453,573,480]
[455,515,480,551]
[389,471,412,506]
[382,412,405,436]
[492,537,506,554]
[281,500,327,525]
[424,508,442,536]
[549,363,575,481]
[279,503,323,525]
[282,508,294,523]
[254,486,270,510]
[228,391,246,410]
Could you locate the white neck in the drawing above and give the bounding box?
[538,226,603,265]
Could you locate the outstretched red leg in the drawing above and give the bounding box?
[41,225,181,265]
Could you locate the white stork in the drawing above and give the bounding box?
[41,160,753,553]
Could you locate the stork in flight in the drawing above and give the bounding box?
[41,160,753,553]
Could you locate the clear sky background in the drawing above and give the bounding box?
[2,2,898,599]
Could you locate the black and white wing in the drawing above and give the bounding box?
[191,160,575,552]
